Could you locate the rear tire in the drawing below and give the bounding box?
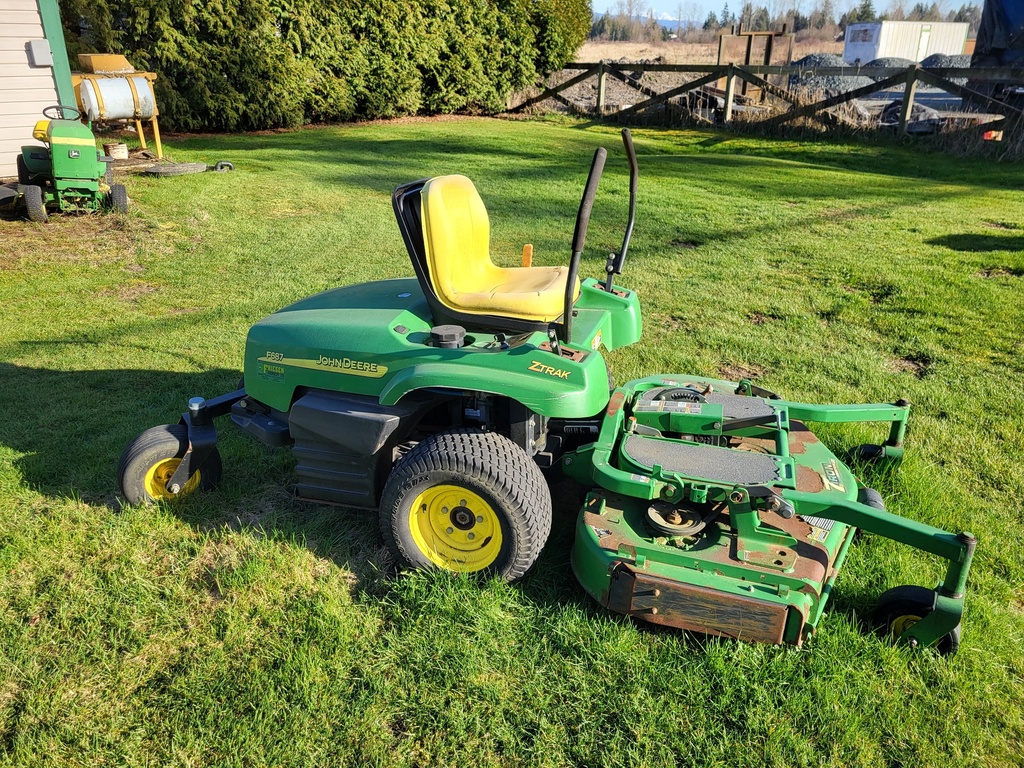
[379,429,551,581]
[109,183,128,213]
[16,155,31,185]
[24,185,47,223]
[118,424,222,505]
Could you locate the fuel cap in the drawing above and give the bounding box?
[430,324,466,349]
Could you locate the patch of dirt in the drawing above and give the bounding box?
[189,539,248,601]
[99,281,158,302]
[719,362,767,381]
[664,314,691,331]
[747,310,784,325]
[977,266,1024,278]
[819,207,859,222]
[892,352,933,378]
[670,238,700,249]
[982,220,1020,230]
[0,212,133,269]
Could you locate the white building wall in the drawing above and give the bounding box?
[0,0,60,178]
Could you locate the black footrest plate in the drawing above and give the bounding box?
[622,434,781,484]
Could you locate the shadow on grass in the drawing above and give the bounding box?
[166,118,1024,192]
[0,361,243,499]
[0,360,603,621]
[0,356,881,650]
[153,126,990,264]
[0,359,743,643]
[927,232,1024,254]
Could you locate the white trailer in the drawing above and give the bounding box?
[843,21,970,64]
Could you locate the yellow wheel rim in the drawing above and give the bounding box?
[143,458,201,500]
[890,613,923,636]
[409,484,503,572]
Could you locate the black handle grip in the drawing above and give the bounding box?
[622,128,638,182]
[608,128,638,289]
[571,147,607,255]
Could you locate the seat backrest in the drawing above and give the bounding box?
[391,176,556,335]
[420,175,499,304]
[32,120,50,143]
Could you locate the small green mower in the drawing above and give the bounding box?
[119,130,974,653]
[12,105,127,222]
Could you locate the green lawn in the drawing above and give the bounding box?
[1,116,1023,767]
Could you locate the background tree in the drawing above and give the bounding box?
[60,0,590,130]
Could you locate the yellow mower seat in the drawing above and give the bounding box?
[420,174,579,323]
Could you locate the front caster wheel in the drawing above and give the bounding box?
[871,585,961,655]
[118,424,222,505]
[379,429,551,581]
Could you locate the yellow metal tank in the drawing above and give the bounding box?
[72,54,162,159]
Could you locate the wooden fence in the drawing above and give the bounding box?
[511,62,1024,135]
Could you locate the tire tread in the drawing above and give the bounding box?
[118,424,221,505]
[380,429,551,581]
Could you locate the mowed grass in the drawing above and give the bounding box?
[1,116,1023,767]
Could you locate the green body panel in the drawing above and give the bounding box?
[21,147,50,177]
[243,277,642,418]
[565,374,973,647]
[47,121,104,183]
[572,278,643,352]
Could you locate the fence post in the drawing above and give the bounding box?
[597,63,607,115]
[723,64,736,123]
[898,64,919,135]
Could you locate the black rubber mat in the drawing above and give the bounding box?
[622,434,781,484]
[705,392,777,421]
[636,386,777,421]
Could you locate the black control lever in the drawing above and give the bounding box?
[561,146,607,342]
[605,128,638,293]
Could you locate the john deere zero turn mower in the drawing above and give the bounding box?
[119,130,975,653]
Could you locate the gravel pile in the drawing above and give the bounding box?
[921,53,970,86]
[791,52,846,68]
[863,57,915,91]
[788,52,876,95]
[921,53,971,69]
[865,57,915,71]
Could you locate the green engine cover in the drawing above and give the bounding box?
[46,120,104,183]
[243,277,642,418]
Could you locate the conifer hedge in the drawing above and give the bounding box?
[59,0,590,131]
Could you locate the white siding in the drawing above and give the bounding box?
[0,0,59,179]
[843,22,970,64]
[925,23,970,59]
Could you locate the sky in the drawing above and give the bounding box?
[591,0,900,26]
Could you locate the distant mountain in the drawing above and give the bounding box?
[590,10,696,32]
